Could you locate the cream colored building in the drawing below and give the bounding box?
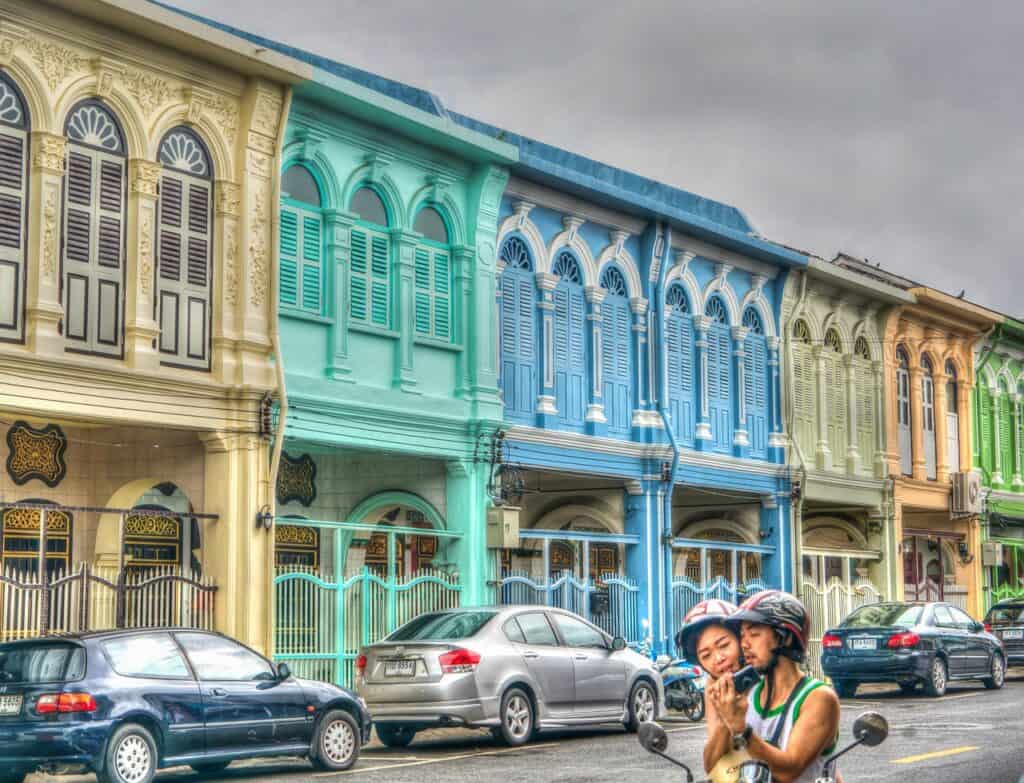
[0,0,308,652]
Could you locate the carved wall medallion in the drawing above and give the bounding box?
[5,421,68,488]
[276,452,317,507]
[121,69,171,117]
[249,192,269,307]
[23,37,81,91]
[41,188,58,279]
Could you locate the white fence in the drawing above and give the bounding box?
[801,578,883,680]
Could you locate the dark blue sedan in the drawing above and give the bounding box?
[0,629,371,783]
[821,601,1007,698]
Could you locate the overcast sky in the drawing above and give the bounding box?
[171,0,1022,316]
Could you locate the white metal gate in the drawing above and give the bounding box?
[801,578,883,680]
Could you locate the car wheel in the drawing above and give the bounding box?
[625,680,658,732]
[376,724,417,748]
[983,654,1006,690]
[832,680,858,699]
[97,723,157,783]
[190,761,231,776]
[924,657,947,697]
[311,709,360,772]
[497,687,534,746]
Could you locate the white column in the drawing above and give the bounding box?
[844,354,859,474]
[993,386,1004,485]
[535,272,558,415]
[585,285,607,424]
[813,345,830,471]
[732,325,750,448]
[873,361,887,478]
[1013,394,1023,487]
[694,315,713,443]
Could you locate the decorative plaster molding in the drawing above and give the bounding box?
[120,68,171,117]
[31,133,65,174]
[248,192,269,307]
[215,181,241,218]
[41,187,58,280]
[139,211,154,295]
[23,37,81,91]
[130,159,161,197]
[224,223,239,305]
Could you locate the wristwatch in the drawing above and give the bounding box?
[732,724,753,750]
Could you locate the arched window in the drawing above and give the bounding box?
[666,284,694,445]
[921,355,937,479]
[279,164,323,316]
[599,266,631,435]
[945,360,960,471]
[63,100,126,357]
[896,346,912,475]
[853,335,875,474]
[552,250,585,429]
[741,306,768,458]
[823,328,847,468]
[412,206,451,341]
[498,236,536,421]
[0,502,72,578]
[0,72,28,343]
[275,521,320,569]
[998,377,1014,484]
[349,186,390,328]
[791,319,816,459]
[156,128,213,368]
[704,295,732,453]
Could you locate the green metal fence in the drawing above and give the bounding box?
[273,566,461,688]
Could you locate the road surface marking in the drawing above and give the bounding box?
[313,741,560,777]
[930,692,984,702]
[666,725,706,733]
[891,746,979,765]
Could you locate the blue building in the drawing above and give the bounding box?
[454,117,808,652]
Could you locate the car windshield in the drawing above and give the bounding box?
[842,604,923,629]
[0,642,86,684]
[987,605,1024,625]
[387,611,497,641]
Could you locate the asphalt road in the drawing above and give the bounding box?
[31,671,1024,783]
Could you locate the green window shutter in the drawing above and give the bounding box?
[980,391,994,474]
[349,227,368,322]
[414,247,431,335]
[433,250,450,340]
[301,214,321,312]
[279,208,298,307]
[1000,395,1014,480]
[370,234,389,326]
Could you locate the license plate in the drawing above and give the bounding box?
[384,660,416,677]
[851,638,877,651]
[1003,630,1023,640]
[0,696,22,716]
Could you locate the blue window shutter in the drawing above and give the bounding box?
[707,324,732,452]
[601,298,631,434]
[745,335,768,458]
[499,269,537,420]
[667,314,695,444]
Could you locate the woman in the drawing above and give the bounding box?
[675,600,748,780]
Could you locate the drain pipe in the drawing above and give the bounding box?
[654,222,679,653]
[785,270,811,593]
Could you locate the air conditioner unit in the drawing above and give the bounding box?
[951,471,982,516]
[486,505,520,549]
[982,541,1003,568]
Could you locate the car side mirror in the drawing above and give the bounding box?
[276,662,292,681]
[972,621,984,633]
[611,636,627,651]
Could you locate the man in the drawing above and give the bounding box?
[674,600,747,779]
[708,591,841,783]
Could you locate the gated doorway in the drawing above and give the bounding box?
[272,506,462,689]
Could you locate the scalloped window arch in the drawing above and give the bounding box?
[705,295,728,324]
[62,99,127,357]
[500,236,532,271]
[793,319,812,343]
[279,164,325,318]
[854,336,871,360]
[667,284,689,314]
[824,328,842,353]
[156,127,214,368]
[600,266,628,297]
[553,250,582,283]
[0,71,29,342]
[742,307,764,335]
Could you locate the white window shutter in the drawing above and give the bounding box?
[0,124,27,342]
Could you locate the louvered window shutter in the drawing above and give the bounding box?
[500,272,518,408]
[349,228,368,322]
[301,214,321,312]
[666,315,694,444]
[279,208,298,307]
[414,247,431,335]
[601,298,631,434]
[855,361,875,472]
[63,145,125,357]
[278,204,321,315]
[412,245,452,340]
[0,123,27,342]
[980,392,994,474]
[1000,395,1014,480]
[826,356,846,464]
[370,234,389,326]
[745,336,768,457]
[156,168,211,368]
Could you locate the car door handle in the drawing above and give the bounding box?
[574,654,588,661]
[209,688,228,697]
[523,652,539,659]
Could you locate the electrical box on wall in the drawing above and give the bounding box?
[982,541,1003,567]
[487,505,520,549]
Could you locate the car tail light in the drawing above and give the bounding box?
[822,634,842,649]
[693,665,703,676]
[36,693,97,715]
[355,654,367,676]
[439,648,480,674]
[887,632,920,649]
[984,623,992,633]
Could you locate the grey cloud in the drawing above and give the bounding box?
[171,0,1023,314]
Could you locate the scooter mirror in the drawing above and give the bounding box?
[637,721,669,753]
[736,760,772,783]
[852,712,888,747]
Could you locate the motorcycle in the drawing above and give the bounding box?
[637,618,706,722]
[636,710,889,783]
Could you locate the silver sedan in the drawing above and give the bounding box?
[355,605,664,747]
